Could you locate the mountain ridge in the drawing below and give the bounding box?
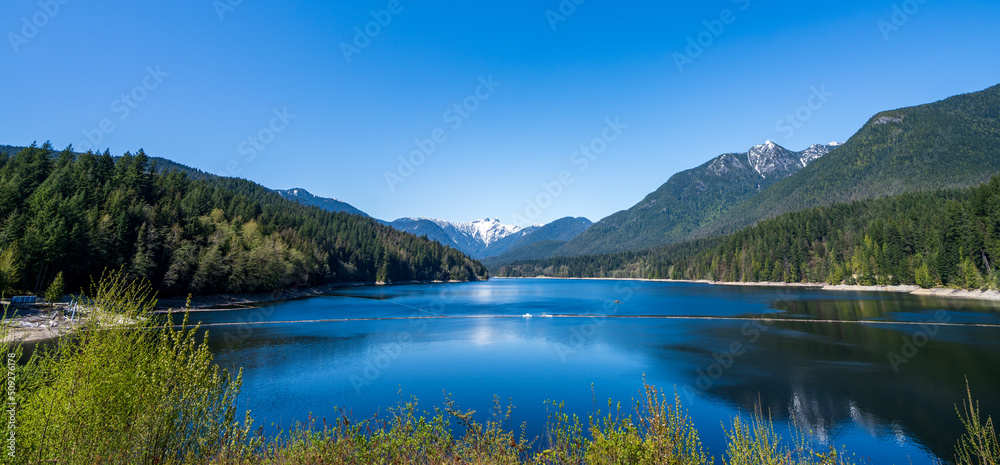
[552,141,839,256]
[693,83,1000,239]
[387,216,591,260]
[481,217,595,267]
[274,187,368,217]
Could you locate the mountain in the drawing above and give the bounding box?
[387,217,529,259]
[496,84,1000,290]
[496,217,592,251]
[552,141,839,256]
[481,217,593,267]
[385,218,492,257]
[0,143,487,296]
[482,241,569,268]
[453,217,525,247]
[695,83,1000,238]
[496,174,1000,293]
[387,216,592,260]
[274,188,368,217]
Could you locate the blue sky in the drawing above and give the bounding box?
[2,0,998,226]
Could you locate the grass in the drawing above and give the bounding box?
[1,271,997,464]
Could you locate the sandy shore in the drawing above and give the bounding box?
[2,304,84,344]
[497,276,825,287]
[820,284,1000,302]
[4,326,66,344]
[909,287,1000,302]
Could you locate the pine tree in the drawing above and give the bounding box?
[914,262,936,289]
[129,225,156,280]
[45,271,64,305]
[0,244,20,296]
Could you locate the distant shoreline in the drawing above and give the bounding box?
[153,279,479,313]
[492,276,1000,302]
[1,279,483,344]
[8,277,996,345]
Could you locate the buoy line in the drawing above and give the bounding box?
[152,314,1000,329]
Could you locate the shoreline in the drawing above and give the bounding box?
[7,277,997,344]
[1,303,84,344]
[493,276,1000,302]
[153,279,477,313]
[2,279,483,343]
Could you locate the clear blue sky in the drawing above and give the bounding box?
[2,0,998,226]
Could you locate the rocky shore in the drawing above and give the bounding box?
[1,302,84,344]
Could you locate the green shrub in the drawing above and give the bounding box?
[723,406,847,465]
[13,269,250,465]
[955,382,999,465]
[583,383,709,465]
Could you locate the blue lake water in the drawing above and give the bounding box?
[179,279,1000,463]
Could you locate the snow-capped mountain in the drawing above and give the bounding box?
[387,216,592,260]
[387,217,529,258]
[453,218,525,247]
[553,140,841,256]
[746,140,839,178]
[387,217,544,259]
[798,142,840,166]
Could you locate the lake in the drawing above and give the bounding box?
[179,278,1000,463]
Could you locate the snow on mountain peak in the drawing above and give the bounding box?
[284,188,340,201]
[747,140,791,178]
[455,217,521,246]
[745,140,839,175]
[798,143,835,167]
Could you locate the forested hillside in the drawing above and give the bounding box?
[552,142,837,256]
[496,175,1000,290]
[0,143,487,296]
[697,84,1000,238]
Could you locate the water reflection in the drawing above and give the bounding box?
[198,280,1000,463]
[667,294,1000,461]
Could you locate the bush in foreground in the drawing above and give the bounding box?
[7,269,253,464]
